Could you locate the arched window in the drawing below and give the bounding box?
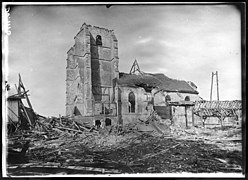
[96,35,102,46]
[128,92,135,113]
[185,96,190,101]
[73,106,81,116]
[105,118,111,126]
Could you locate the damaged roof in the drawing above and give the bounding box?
[118,72,199,94]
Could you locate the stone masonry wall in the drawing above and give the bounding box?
[66,23,119,119]
[119,86,151,124]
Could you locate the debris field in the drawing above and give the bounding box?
[6,115,243,175]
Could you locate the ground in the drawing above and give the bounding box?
[6,119,243,176]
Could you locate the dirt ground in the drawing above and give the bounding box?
[6,122,243,176]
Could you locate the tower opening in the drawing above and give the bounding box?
[96,35,102,46]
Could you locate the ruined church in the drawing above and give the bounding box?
[66,23,201,128]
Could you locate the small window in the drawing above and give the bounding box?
[73,106,81,116]
[105,118,111,126]
[128,92,135,113]
[165,95,171,102]
[96,35,102,46]
[95,120,101,129]
[185,96,190,101]
[165,95,171,106]
[146,93,152,102]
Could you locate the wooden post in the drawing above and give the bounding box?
[200,112,205,128]
[192,108,195,127]
[59,114,62,125]
[203,117,206,128]
[210,72,214,101]
[219,116,225,129]
[19,74,33,110]
[216,71,219,101]
[185,106,188,128]
[210,71,220,102]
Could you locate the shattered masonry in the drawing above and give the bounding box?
[66,23,202,127]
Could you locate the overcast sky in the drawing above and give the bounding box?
[5,3,242,117]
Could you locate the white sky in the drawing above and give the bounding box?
[4,3,242,117]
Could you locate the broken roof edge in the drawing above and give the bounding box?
[151,72,188,82]
[118,72,199,94]
[122,71,194,84]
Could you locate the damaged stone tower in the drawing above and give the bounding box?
[66,23,119,125]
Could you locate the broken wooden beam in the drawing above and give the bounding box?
[150,121,164,135]
[9,164,121,174]
[130,143,180,164]
[56,127,83,133]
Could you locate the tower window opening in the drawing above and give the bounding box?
[96,35,102,46]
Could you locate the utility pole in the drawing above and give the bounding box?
[210,71,220,102]
[210,72,214,101]
[216,71,219,101]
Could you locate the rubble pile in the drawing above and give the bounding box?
[6,114,243,175]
